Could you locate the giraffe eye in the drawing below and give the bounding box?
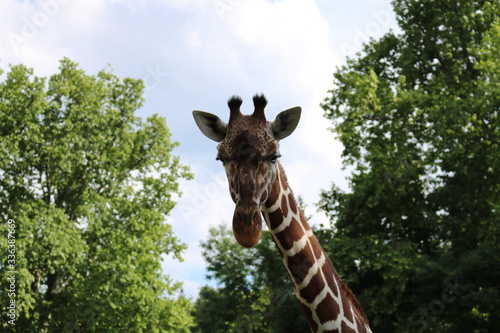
[269,154,281,164]
[216,156,226,165]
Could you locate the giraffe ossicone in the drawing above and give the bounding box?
[193,94,372,333]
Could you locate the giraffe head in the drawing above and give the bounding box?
[193,94,301,248]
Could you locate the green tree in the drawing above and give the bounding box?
[192,224,308,333]
[0,58,194,332]
[319,0,500,332]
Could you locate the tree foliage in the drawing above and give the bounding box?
[192,224,309,333]
[319,0,500,332]
[0,58,194,332]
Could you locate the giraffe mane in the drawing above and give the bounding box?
[334,267,370,324]
[277,164,370,328]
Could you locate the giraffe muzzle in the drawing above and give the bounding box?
[232,205,262,248]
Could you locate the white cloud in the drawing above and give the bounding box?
[222,0,336,96]
[1,0,109,75]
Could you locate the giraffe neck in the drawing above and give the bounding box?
[262,161,371,333]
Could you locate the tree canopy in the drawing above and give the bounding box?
[0,58,194,332]
[319,0,499,331]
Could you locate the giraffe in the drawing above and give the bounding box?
[193,94,372,333]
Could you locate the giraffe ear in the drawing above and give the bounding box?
[193,111,227,142]
[271,107,301,140]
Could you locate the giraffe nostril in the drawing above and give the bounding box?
[232,205,262,249]
[234,206,261,226]
[252,210,259,223]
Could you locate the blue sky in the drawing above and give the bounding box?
[1,0,399,298]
